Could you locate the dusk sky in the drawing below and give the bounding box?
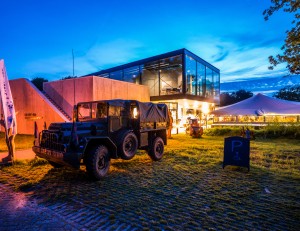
[0,0,294,83]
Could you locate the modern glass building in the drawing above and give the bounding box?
[88,48,220,131]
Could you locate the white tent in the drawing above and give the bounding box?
[212,93,300,116]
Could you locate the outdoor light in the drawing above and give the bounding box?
[202,102,209,115]
[133,108,138,118]
[193,101,198,108]
[202,102,210,129]
[184,102,189,109]
[178,107,182,118]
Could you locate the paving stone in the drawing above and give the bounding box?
[1,143,300,231]
[1,182,135,230]
[0,184,79,231]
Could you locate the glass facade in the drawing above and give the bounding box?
[141,60,160,96]
[123,66,140,84]
[92,49,220,104]
[213,71,220,102]
[185,55,196,95]
[89,49,220,133]
[110,70,123,81]
[205,67,213,98]
[159,55,183,96]
[137,55,184,96]
[184,54,219,102]
[197,62,205,97]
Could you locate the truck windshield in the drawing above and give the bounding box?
[77,102,108,121]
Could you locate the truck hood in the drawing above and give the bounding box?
[48,122,106,132]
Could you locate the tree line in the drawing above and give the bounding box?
[220,86,300,106]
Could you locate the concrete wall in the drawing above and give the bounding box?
[0,76,150,135]
[92,76,150,102]
[0,78,69,134]
[44,76,150,117]
[43,76,94,118]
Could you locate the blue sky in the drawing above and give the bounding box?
[0,0,294,83]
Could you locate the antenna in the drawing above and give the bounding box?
[72,49,75,106]
[72,49,75,77]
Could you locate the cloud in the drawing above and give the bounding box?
[212,45,229,62]
[24,55,78,79]
[186,36,289,82]
[24,35,289,83]
[84,39,144,71]
[24,39,144,80]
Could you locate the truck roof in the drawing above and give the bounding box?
[76,99,170,123]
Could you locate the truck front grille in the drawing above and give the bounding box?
[40,131,66,151]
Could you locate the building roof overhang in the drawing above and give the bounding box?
[86,48,220,76]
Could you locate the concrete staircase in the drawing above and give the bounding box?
[42,91,72,121]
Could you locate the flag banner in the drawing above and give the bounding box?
[0,60,17,137]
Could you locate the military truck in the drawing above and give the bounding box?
[32,99,170,180]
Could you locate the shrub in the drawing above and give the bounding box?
[206,124,300,139]
[204,127,240,136]
[260,123,300,139]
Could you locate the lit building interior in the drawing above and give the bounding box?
[88,48,220,132]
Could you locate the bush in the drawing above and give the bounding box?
[206,124,300,139]
[204,127,240,136]
[258,123,300,139]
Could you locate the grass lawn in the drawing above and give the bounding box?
[0,133,299,230]
[0,133,34,152]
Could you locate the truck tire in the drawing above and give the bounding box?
[148,137,164,161]
[48,161,64,168]
[86,145,110,180]
[118,131,138,160]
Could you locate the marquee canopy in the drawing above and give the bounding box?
[211,93,300,116]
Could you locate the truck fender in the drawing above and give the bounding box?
[83,137,118,159]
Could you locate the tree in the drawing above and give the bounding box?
[31,77,48,91]
[263,0,300,74]
[232,89,254,102]
[273,84,300,101]
[220,92,235,106]
[220,90,253,106]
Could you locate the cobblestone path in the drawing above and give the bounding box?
[1,139,299,231]
[0,183,137,231]
[0,184,78,231]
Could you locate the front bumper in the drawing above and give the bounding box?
[32,146,81,169]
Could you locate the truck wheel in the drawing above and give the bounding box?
[148,137,164,161]
[86,145,110,180]
[48,161,63,168]
[118,131,138,160]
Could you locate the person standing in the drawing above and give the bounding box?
[167,110,173,139]
[0,114,15,164]
[240,126,245,138]
[245,127,251,140]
